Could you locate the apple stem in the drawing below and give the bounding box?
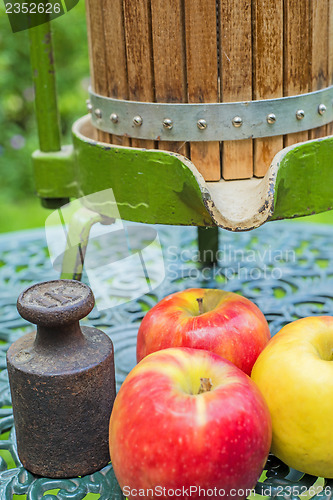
[198,378,213,394]
[196,297,204,315]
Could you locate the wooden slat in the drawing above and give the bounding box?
[327,0,333,135]
[220,0,253,180]
[283,1,310,147]
[151,0,187,157]
[102,0,130,147]
[85,0,109,143]
[309,0,328,140]
[253,0,283,177]
[184,0,220,181]
[123,0,155,150]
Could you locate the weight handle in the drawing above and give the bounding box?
[17,280,95,327]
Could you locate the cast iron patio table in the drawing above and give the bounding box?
[0,221,332,499]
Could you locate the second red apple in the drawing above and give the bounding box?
[110,348,272,500]
[137,288,270,375]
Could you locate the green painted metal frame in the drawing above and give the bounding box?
[272,137,333,220]
[32,124,333,228]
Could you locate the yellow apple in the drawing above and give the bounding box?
[251,316,333,478]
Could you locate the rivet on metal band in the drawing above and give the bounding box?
[232,116,243,128]
[267,113,276,124]
[110,113,119,124]
[163,118,173,130]
[86,100,93,113]
[318,104,327,115]
[133,115,143,127]
[197,119,207,130]
[296,110,305,120]
[94,108,102,120]
[89,85,333,142]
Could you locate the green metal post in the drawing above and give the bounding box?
[197,227,219,266]
[29,21,61,153]
[29,20,69,207]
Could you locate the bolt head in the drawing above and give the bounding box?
[94,108,102,119]
[163,118,173,130]
[197,119,207,130]
[318,104,327,115]
[133,115,143,127]
[110,113,119,124]
[296,109,305,120]
[232,116,243,128]
[267,113,276,124]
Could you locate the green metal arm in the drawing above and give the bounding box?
[29,21,61,153]
[29,20,71,208]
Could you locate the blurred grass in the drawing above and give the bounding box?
[0,197,51,232]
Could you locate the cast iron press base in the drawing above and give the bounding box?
[6,280,116,478]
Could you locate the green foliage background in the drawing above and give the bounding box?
[0,1,89,231]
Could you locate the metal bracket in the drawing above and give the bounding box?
[89,86,333,142]
[32,145,77,207]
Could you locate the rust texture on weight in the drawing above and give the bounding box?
[7,280,116,479]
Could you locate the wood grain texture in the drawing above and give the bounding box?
[184,0,220,181]
[309,0,328,140]
[151,0,188,156]
[85,0,109,143]
[102,0,130,147]
[253,0,283,177]
[283,1,310,147]
[123,0,155,149]
[220,0,253,180]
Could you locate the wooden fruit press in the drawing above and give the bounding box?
[30,0,333,276]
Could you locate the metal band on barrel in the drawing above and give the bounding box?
[88,86,333,142]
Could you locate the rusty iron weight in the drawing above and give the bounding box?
[7,280,116,478]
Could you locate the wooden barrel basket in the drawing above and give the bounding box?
[85,0,333,182]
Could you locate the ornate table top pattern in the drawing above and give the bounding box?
[0,221,332,499]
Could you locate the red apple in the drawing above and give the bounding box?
[137,288,270,375]
[109,348,272,500]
